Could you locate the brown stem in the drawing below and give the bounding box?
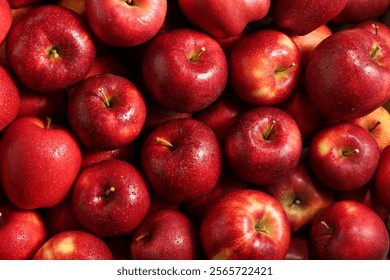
[369,121,381,132]
[342,148,360,157]
[104,186,116,198]
[125,0,133,5]
[134,233,150,242]
[99,87,111,108]
[275,63,295,73]
[321,220,332,232]
[156,137,176,151]
[372,24,379,36]
[46,116,52,129]
[190,47,206,62]
[263,120,276,140]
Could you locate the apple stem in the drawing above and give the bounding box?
[46,116,52,129]
[369,121,381,132]
[370,45,381,61]
[190,47,206,62]
[293,198,301,205]
[98,87,111,108]
[263,120,276,140]
[275,63,295,73]
[156,137,176,151]
[0,212,3,227]
[104,186,116,198]
[342,148,360,157]
[134,233,150,242]
[372,24,379,36]
[125,0,133,5]
[320,220,332,232]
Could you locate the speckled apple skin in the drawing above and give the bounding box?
[142,28,228,113]
[72,160,150,237]
[141,118,222,203]
[224,107,302,185]
[0,117,82,209]
[85,0,167,47]
[0,202,46,260]
[68,74,146,151]
[34,230,113,260]
[0,65,19,132]
[6,5,96,93]
[0,0,12,44]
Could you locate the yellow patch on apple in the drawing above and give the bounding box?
[57,237,75,254]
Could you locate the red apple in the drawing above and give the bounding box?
[224,106,302,185]
[332,0,390,24]
[310,200,389,259]
[0,65,19,132]
[200,189,291,260]
[6,5,96,93]
[305,26,390,120]
[348,106,390,151]
[72,159,150,237]
[142,28,228,113]
[0,0,12,45]
[0,117,82,209]
[0,202,46,260]
[308,122,381,191]
[285,236,311,260]
[33,230,113,260]
[85,0,167,47]
[375,146,390,211]
[68,74,146,151]
[178,0,270,38]
[141,118,222,203]
[131,209,200,260]
[229,29,302,106]
[270,0,348,35]
[262,160,334,233]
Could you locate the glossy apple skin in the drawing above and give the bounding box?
[225,107,302,185]
[229,29,302,106]
[34,230,113,260]
[178,0,270,38]
[200,189,291,260]
[0,65,19,132]
[141,118,222,203]
[72,159,150,237]
[305,27,390,120]
[85,0,167,47]
[131,209,200,260]
[308,122,381,191]
[6,5,96,93]
[375,146,390,210]
[332,0,390,24]
[0,202,46,260]
[0,117,82,209]
[0,0,12,44]
[348,106,390,151]
[270,0,347,35]
[263,161,334,233]
[142,28,228,113]
[68,74,146,151]
[310,200,389,260]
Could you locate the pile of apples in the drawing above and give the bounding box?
[0,0,390,260]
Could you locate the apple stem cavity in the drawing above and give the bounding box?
[342,148,360,157]
[262,120,276,140]
[293,198,301,205]
[189,47,206,62]
[156,137,176,151]
[275,63,295,74]
[104,186,116,199]
[98,87,111,108]
[370,45,381,61]
[254,221,269,236]
[369,121,381,132]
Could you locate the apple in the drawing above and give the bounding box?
[178,0,270,38]
[332,0,390,24]
[33,230,113,260]
[0,0,12,45]
[262,160,334,233]
[229,29,302,106]
[72,159,150,237]
[305,26,390,120]
[200,189,291,260]
[141,118,222,203]
[310,200,389,259]
[224,106,302,185]
[270,0,347,35]
[6,5,96,93]
[0,65,19,132]
[85,0,167,47]
[348,106,390,151]
[285,236,311,260]
[68,74,146,151]
[0,202,46,260]
[0,117,82,209]
[308,122,380,191]
[142,28,228,113]
[131,209,200,260]
[375,146,390,211]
